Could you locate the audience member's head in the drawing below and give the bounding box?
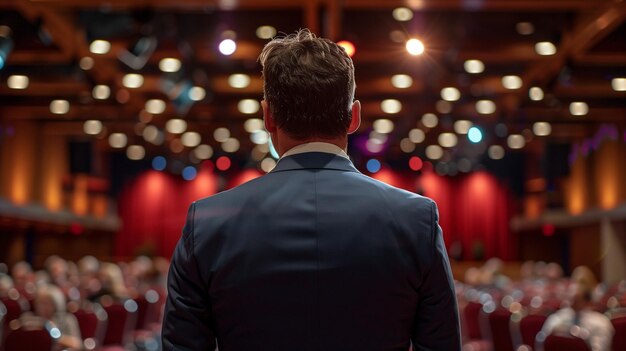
[44,255,68,285]
[545,262,564,281]
[569,266,598,310]
[34,284,66,319]
[99,262,129,299]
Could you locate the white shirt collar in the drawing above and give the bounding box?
[281,142,349,159]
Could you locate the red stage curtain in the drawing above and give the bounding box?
[420,170,515,260]
[115,167,217,258]
[116,166,514,260]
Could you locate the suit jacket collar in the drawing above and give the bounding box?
[271,152,360,173]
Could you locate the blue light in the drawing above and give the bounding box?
[366,159,381,173]
[152,156,167,171]
[182,166,197,181]
[268,138,279,159]
[468,126,483,143]
[0,57,4,70]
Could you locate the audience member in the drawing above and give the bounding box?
[541,266,615,351]
[21,284,82,351]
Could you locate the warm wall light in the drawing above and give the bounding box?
[566,156,588,215]
[596,141,623,210]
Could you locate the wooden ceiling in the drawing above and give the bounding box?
[1,0,625,167]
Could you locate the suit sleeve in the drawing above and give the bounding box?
[162,202,217,351]
[411,201,461,351]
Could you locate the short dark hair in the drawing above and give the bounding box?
[259,29,355,139]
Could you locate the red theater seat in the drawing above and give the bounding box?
[611,315,626,351]
[72,304,108,350]
[487,308,514,351]
[4,324,56,351]
[539,334,591,351]
[101,299,137,349]
[516,314,548,350]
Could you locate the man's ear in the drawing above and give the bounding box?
[347,100,361,135]
[262,100,277,133]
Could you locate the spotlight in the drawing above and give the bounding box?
[219,39,237,56]
[406,38,425,56]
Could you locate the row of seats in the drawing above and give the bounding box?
[1,287,165,351]
[459,289,626,351]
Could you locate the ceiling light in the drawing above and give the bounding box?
[261,157,276,173]
[535,42,556,56]
[611,77,626,91]
[454,120,473,134]
[244,118,264,133]
[507,134,525,149]
[365,139,385,153]
[400,138,416,153]
[219,39,236,56]
[238,99,260,114]
[488,145,505,160]
[256,26,277,39]
[50,99,69,114]
[194,144,213,160]
[391,74,413,89]
[182,131,201,147]
[7,75,28,89]
[79,57,94,70]
[166,119,187,134]
[108,133,127,148]
[222,138,240,153]
[251,130,269,145]
[213,127,230,142]
[142,125,160,143]
[435,100,452,114]
[532,122,552,136]
[464,59,484,74]
[122,73,144,88]
[421,113,438,128]
[569,102,588,116]
[381,99,402,114]
[406,38,425,56]
[441,87,461,101]
[529,87,544,101]
[228,74,250,88]
[369,131,388,145]
[83,120,103,135]
[188,86,206,101]
[409,128,425,143]
[126,145,145,160]
[425,145,443,160]
[159,58,181,72]
[476,100,496,114]
[438,133,458,148]
[145,99,166,114]
[516,22,534,35]
[92,85,110,100]
[89,40,110,54]
[392,7,413,22]
[502,75,522,89]
[373,119,394,134]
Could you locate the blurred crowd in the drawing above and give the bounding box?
[1,256,625,351]
[0,256,169,351]
[457,259,626,351]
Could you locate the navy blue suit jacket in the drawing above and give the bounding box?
[163,152,461,350]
